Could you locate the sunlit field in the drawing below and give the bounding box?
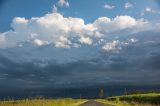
[1,93,160,106]
[97,93,160,106]
[0,98,87,106]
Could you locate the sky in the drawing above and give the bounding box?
[0,0,160,97]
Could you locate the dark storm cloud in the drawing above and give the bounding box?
[0,30,160,95]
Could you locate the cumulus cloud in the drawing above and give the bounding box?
[58,0,69,7]
[0,11,159,49]
[145,7,160,14]
[0,13,87,48]
[145,7,152,12]
[129,38,138,43]
[102,40,121,53]
[0,33,6,48]
[78,36,93,45]
[54,36,72,48]
[103,4,115,10]
[51,0,69,14]
[125,2,133,9]
[102,38,138,53]
[93,16,151,34]
[52,5,58,13]
[33,39,48,46]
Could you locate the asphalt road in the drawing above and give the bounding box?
[78,100,112,106]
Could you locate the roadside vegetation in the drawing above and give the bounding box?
[1,92,160,106]
[0,98,86,106]
[97,93,160,106]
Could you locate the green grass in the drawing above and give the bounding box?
[97,93,160,106]
[0,98,87,106]
[1,93,160,106]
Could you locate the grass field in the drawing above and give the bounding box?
[0,98,87,106]
[97,93,160,106]
[1,93,160,106]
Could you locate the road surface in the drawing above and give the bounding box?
[78,100,112,106]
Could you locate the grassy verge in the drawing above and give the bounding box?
[97,93,160,106]
[0,98,87,106]
[1,93,160,106]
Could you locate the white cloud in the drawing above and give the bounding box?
[11,17,28,33]
[52,5,58,13]
[94,31,103,38]
[78,36,93,45]
[145,7,152,12]
[102,38,138,53]
[145,7,160,14]
[34,39,48,46]
[129,38,138,43]
[13,17,28,24]
[0,11,159,49]
[58,0,69,7]
[93,16,146,33]
[103,4,115,10]
[51,0,69,14]
[125,2,133,9]
[54,36,72,48]
[0,33,6,48]
[102,40,121,53]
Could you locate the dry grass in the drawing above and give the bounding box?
[1,93,160,106]
[0,98,87,106]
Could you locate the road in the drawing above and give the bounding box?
[78,100,112,106]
